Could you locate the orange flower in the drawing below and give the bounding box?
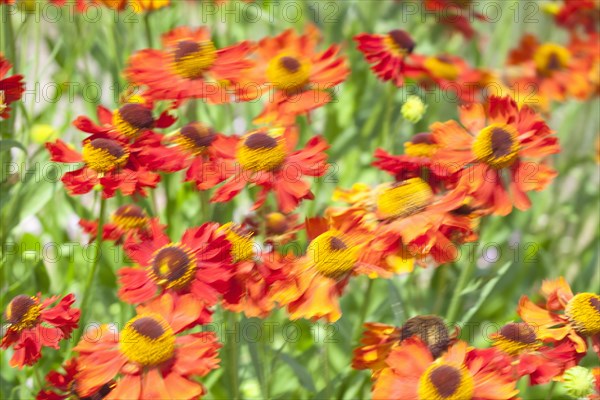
[0,54,25,119]
[74,293,221,399]
[372,337,518,400]
[118,220,232,317]
[518,277,600,355]
[270,213,377,322]
[490,322,583,385]
[243,211,304,245]
[431,96,560,216]
[1,294,80,368]
[208,126,329,213]
[353,316,453,377]
[554,0,599,34]
[36,358,115,400]
[506,34,599,110]
[423,0,487,38]
[354,29,419,87]
[125,26,254,104]
[79,204,159,244]
[250,24,349,125]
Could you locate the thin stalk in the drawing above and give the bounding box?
[227,311,240,400]
[353,278,374,341]
[74,196,108,344]
[143,12,153,48]
[446,259,476,324]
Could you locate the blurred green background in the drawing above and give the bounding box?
[1,0,598,398]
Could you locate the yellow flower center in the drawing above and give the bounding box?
[82,138,129,173]
[534,43,570,76]
[111,104,154,138]
[266,54,311,92]
[236,130,287,172]
[218,223,254,263]
[472,124,520,169]
[4,295,41,332]
[172,40,217,79]
[149,244,197,290]
[384,29,415,56]
[404,133,438,158]
[119,313,175,367]
[401,315,450,359]
[111,204,148,230]
[565,293,600,336]
[266,212,288,235]
[424,56,460,80]
[176,122,216,156]
[376,178,434,219]
[307,230,359,278]
[492,322,541,356]
[418,363,474,400]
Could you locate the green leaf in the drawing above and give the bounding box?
[0,139,27,153]
[460,262,512,325]
[279,352,317,393]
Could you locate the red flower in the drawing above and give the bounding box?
[117,220,232,320]
[432,96,560,215]
[79,204,159,244]
[125,26,254,105]
[74,293,221,399]
[423,0,487,38]
[1,294,80,368]
[554,0,599,34]
[354,29,420,87]
[207,126,329,213]
[0,54,25,119]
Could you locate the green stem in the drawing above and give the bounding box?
[73,197,108,344]
[227,311,240,400]
[143,12,153,48]
[545,381,556,400]
[353,278,374,341]
[446,260,476,324]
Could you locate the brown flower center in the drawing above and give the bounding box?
[177,122,216,155]
[150,244,197,290]
[387,29,415,53]
[401,315,450,359]
[82,138,129,173]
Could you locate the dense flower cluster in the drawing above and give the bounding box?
[1,0,598,399]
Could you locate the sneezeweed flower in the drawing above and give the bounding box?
[270,214,381,322]
[79,204,158,244]
[0,54,25,119]
[1,294,80,368]
[490,322,582,385]
[243,211,303,245]
[209,126,329,213]
[354,29,419,87]
[36,358,115,400]
[74,293,221,399]
[250,24,350,125]
[372,338,518,400]
[506,34,599,110]
[125,26,254,104]
[432,96,560,216]
[518,277,600,355]
[554,0,599,34]
[118,220,232,319]
[563,366,596,398]
[401,95,427,123]
[423,0,487,38]
[353,315,453,377]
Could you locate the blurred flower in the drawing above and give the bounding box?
[79,204,159,244]
[36,358,115,400]
[518,277,600,355]
[354,29,418,87]
[126,26,254,105]
[423,0,487,39]
[30,124,58,144]
[554,0,599,34]
[563,366,595,398]
[0,55,25,120]
[208,126,329,213]
[74,293,221,399]
[401,95,427,123]
[432,96,560,216]
[372,338,518,399]
[1,294,80,368]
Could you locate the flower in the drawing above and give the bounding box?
[423,0,487,38]
[518,277,600,355]
[554,0,599,34]
[0,54,25,119]
[36,358,115,400]
[372,337,518,400]
[208,126,329,213]
[431,96,560,216]
[563,366,596,398]
[506,34,599,110]
[401,96,427,123]
[117,220,232,317]
[354,29,419,87]
[79,204,158,244]
[125,26,254,104]
[250,24,350,125]
[1,294,80,368]
[74,293,221,399]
